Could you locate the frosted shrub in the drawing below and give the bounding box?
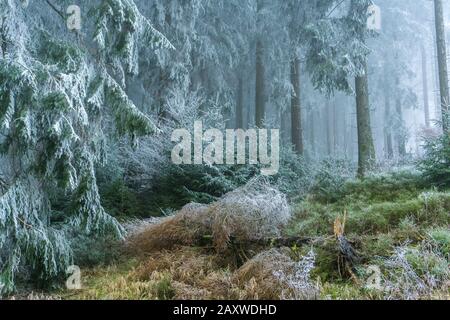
[311,158,355,202]
[273,250,318,300]
[235,249,318,300]
[210,178,291,250]
[130,178,291,253]
[382,243,450,300]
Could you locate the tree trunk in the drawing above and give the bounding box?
[333,99,338,155]
[421,45,431,128]
[290,58,303,154]
[395,76,407,157]
[343,103,348,156]
[310,109,316,157]
[255,0,265,128]
[325,100,332,156]
[255,38,265,128]
[384,77,394,159]
[236,73,244,129]
[0,19,7,59]
[355,61,376,178]
[434,0,450,132]
[431,21,442,126]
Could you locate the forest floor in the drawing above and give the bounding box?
[24,171,450,300]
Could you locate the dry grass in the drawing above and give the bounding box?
[128,180,291,254]
[234,248,293,299]
[128,203,210,253]
[132,247,240,299]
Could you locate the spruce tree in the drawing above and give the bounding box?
[0,0,172,294]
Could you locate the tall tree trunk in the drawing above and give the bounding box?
[290,58,303,154]
[254,1,265,128]
[434,0,450,132]
[236,73,244,129]
[255,39,265,127]
[281,107,290,143]
[395,77,406,157]
[421,45,431,128]
[355,61,376,178]
[310,109,316,157]
[0,19,7,59]
[325,100,332,156]
[343,102,348,156]
[384,77,394,159]
[333,99,337,155]
[431,21,441,125]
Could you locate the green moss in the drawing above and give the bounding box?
[310,243,342,282]
[319,283,366,300]
[426,228,450,258]
[341,171,422,203]
[407,249,448,280]
[346,199,423,234]
[359,234,396,259]
[288,189,450,237]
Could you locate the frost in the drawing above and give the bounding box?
[0,0,168,293]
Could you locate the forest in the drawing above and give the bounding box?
[0,0,449,301]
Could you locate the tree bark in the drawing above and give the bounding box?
[310,109,316,157]
[333,99,338,155]
[384,77,394,159]
[290,58,303,154]
[434,0,450,132]
[255,39,265,128]
[0,18,7,59]
[395,75,407,157]
[421,45,431,128]
[255,1,265,128]
[325,100,332,156]
[355,61,376,178]
[236,73,244,129]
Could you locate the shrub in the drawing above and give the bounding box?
[129,179,291,253]
[342,171,422,203]
[310,158,355,202]
[381,243,450,300]
[140,146,314,214]
[70,234,123,267]
[419,133,450,188]
[99,178,145,218]
[234,248,318,300]
[426,228,450,258]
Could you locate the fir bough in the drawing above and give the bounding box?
[0,0,171,294]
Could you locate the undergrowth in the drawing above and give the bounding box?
[53,171,450,300]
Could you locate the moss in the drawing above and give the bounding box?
[346,199,423,234]
[319,283,366,300]
[405,248,449,280]
[310,243,341,282]
[341,171,422,203]
[427,228,450,257]
[289,189,450,237]
[359,234,396,260]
